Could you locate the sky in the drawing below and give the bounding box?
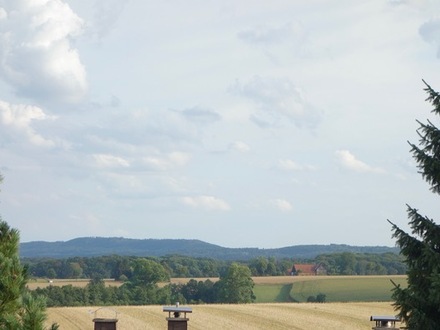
[1,0,440,249]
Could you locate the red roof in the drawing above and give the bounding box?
[293,264,316,274]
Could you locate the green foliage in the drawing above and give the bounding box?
[0,220,56,329]
[316,293,326,303]
[34,259,171,307]
[248,257,291,276]
[389,80,440,329]
[20,292,49,330]
[315,252,406,275]
[24,255,229,279]
[24,252,405,282]
[0,174,56,329]
[0,222,27,325]
[306,293,326,303]
[129,258,169,286]
[166,264,256,305]
[215,263,255,303]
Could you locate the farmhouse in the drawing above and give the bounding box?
[289,263,326,276]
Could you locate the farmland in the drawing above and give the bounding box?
[289,275,407,302]
[46,302,400,330]
[28,275,407,303]
[42,275,407,329]
[171,275,407,303]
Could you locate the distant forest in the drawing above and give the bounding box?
[19,237,399,259]
[23,252,406,279]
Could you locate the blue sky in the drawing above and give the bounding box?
[1,0,440,248]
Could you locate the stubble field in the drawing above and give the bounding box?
[46,302,400,330]
[42,275,406,329]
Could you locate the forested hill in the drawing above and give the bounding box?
[19,237,399,260]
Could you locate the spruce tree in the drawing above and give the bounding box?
[0,175,58,329]
[389,81,440,329]
[0,220,28,328]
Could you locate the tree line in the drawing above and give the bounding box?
[315,252,406,275]
[32,261,255,307]
[23,252,405,280]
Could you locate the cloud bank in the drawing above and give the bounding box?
[0,0,87,104]
[0,100,55,147]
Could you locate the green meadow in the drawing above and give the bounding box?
[254,284,294,303]
[253,276,407,303]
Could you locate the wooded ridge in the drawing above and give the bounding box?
[20,237,398,259]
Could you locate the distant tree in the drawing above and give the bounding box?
[338,252,356,275]
[86,277,106,305]
[306,293,326,303]
[198,279,216,303]
[121,258,169,305]
[266,257,277,275]
[180,279,199,303]
[118,274,128,282]
[316,293,326,303]
[215,263,255,303]
[46,268,57,279]
[389,80,440,329]
[250,257,268,276]
[129,258,169,286]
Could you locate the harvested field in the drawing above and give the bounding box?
[26,279,122,290]
[46,302,401,330]
[170,275,405,285]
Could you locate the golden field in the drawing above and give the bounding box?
[26,278,122,290]
[46,302,401,330]
[37,275,406,329]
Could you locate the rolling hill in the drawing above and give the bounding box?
[19,237,399,260]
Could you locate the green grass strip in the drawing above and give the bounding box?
[290,276,407,302]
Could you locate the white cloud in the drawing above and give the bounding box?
[335,150,385,174]
[0,99,55,147]
[142,152,190,171]
[181,195,230,211]
[93,154,130,168]
[271,199,293,212]
[231,76,322,129]
[0,0,87,103]
[278,159,315,171]
[229,141,250,153]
